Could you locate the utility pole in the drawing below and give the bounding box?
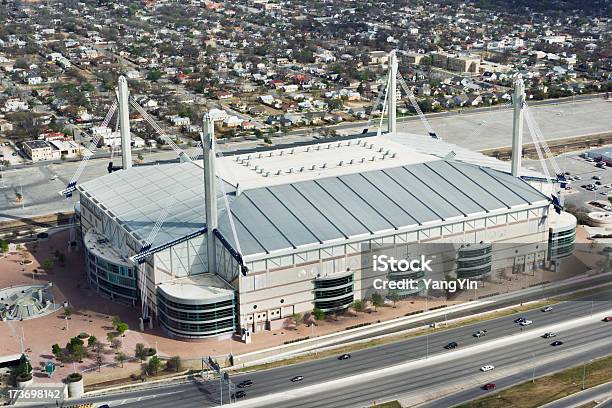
[117,76,132,170]
[511,75,525,177]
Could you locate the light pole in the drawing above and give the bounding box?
[582,360,590,390]
[531,352,536,383]
[426,325,429,359]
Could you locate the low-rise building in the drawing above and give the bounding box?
[23,140,61,162]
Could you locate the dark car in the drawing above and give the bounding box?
[291,376,304,382]
[483,383,496,390]
[338,354,351,360]
[551,341,564,346]
[238,380,253,388]
[234,391,246,399]
[444,342,458,349]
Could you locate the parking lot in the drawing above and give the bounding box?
[523,149,612,211]
[0,143,25,165]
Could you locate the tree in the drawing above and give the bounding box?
[351,299,364,312]
[93,352,103,371]
[92,341,105,356]
[312,308,325,320]
[147,356,162,375]
[146,70,162,82]
[388,292,400,308]
[115,352,127,368]
[41,258,54,270]
[87,335,98,348]
[110,337,122,351]
[116,322,129,336]
[292,312,303,327]
[0,239,8,254]
[166,356,181,372]
[135,343,147,362]
[371,292,384,311]
[69,343,86,362]
[52,344,61,357]
[106,332,116,343]
[111,315,122,330]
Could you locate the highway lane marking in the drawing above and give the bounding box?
[101,390,183,406]
[226,310,612,408]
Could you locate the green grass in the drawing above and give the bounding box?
[456,355,612,408]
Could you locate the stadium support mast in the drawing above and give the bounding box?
[202,114,217,274]
[511,74,525,177]
[118,76,132,170]
[388,50,398,134]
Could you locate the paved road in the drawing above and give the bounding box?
[278,321,611,408]
[539,380,612,408]
[23,289,612,408]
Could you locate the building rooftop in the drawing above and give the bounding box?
[23,140,50,149]
[84,229,133,267]
[212,137,438,191]
[157,274,234,304]
[78,134,549,259]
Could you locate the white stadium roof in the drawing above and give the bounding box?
[78,133,549,258]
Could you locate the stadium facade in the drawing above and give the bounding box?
[76,75,576,340]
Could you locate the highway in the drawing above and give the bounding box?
[539,381,612,408]
[281,322,611,408]
[24,289,612,408]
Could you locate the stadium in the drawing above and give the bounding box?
[75,64,577,340]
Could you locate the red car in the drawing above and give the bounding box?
[603,316,612,322]
[483,383,496,390]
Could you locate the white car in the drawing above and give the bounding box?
[520,320,533,326]
[480,365,495,372]
[542,306,553,312]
